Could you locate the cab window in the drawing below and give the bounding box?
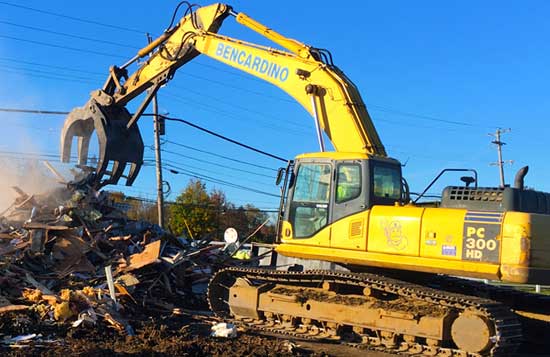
[336,164,361,203]
[290,163,331,238]
[373,165,401,200]
[293,164,331,203]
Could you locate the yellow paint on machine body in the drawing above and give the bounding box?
[278,200,550,284]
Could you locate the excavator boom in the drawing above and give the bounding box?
[60,3,386,186]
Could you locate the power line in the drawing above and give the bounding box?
[0,35,125,59]
[370,105,486,128]
[181,72,295,103]
[0,150,277,200]
[174,74,487,129]
[146,157,275,193]
[167,84,308,130]
[0,107,285,165]
[0,107,288,162]
[161,148,275,179]
[0,151,73,164]
[165,140,278,172]
[0,8,500,131]
[149,114,288,162]
[185,59,272,85]
[0,1,144,34]
[0,121,56,133]
[163,162,273,190]
[1,67,98,85]
[152,152,275,188]
[0,49,486,130]
[0,20,141,49]
[0,56,105,76]
[0,106,456,165]
[122,194,279,213]
[165,87,469,135]
[0,108,69,115]
[0,149,63,157]
[164,162,280,198]
[0,54,324,137]
[0,63,100,82]
[162,91,309,136]
[0,105,477,170]
[0,58,302,136]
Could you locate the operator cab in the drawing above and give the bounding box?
[282,154,403,239]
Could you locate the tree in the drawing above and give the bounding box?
[168,179,218,239]
[167,179,277,242]
[219,204,276,243]
[126,199,158,223]
[220,204,249,237]
[108,191,159,223]
[242,204,276,243]
[209,189,228,239]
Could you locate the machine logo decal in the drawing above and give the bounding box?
[215,43,290,82]
[442,245,457,256]
[462,211,502,263]
[383,220,408,251]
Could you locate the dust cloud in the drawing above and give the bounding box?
[0,158,64,212]
[0,80,67,212]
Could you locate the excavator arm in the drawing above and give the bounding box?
[61,3,386,187]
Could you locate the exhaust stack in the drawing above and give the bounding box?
[514,166,529,190]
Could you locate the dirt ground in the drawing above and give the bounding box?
[1,308,548,356]
[0,309,318,356]
[0,306,393,357]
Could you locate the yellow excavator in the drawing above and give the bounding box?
[60,3,550,355]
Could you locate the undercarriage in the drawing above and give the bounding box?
[208,267,525,356]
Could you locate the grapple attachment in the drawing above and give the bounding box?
[60,99,144,187]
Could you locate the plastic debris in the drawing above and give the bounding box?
[2,334,37,344]
[210,322,238,338]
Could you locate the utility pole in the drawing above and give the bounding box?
[490,128,512,188]
[152,95,165,228]
[148,33,165,228]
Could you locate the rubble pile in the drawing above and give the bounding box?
[0,170,234,349]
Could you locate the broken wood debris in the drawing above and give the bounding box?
[0,169,246,343]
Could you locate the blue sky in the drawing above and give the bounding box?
[0,0,548,209]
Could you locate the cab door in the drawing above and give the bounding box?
[287,160,332,246]
[330,161,369,250]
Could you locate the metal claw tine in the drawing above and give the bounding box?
[126,163,141,186]
[109,161,126,185]
[61,99,144,187]
[77,135,91,165]
[61,106,95,164]
[96,157,109,182]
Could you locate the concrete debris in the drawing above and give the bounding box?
[0,169,245,346]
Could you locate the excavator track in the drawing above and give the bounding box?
[358,269,550,314]
[427,275,550,313]
[208,267,522,356]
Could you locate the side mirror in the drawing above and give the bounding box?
[275,167,285,186]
